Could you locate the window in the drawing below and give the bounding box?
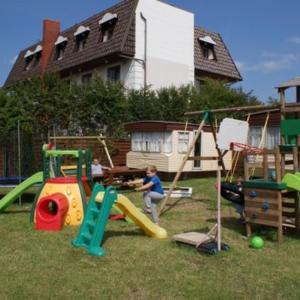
[107,65,121,82]
[178,132,190,153]
[131,132,172,153]
[249,127,262,148]
[33,51,41,68]
[55,45,65,60]
[81,73,92,85]
[24,56,34,71]
[100,27,114,43]
[74,26,90,52]
[54,36,68,61]
[201,43,216,60]
[199,36,217,61]
[249,126,280,149]
[267,127,280,149]
[75,35,88,52]
[99,12,117,43]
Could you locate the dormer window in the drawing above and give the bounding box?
[55,36,68,60]
[74,25,90,52]
[24,50,34,71]
[32,45,42,67]
[199,36,217,61]
[99,13,118,43]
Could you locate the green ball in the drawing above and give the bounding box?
[250,236,264,249]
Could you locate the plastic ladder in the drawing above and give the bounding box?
[72,184,117,256]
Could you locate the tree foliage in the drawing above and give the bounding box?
[0,75,260,139]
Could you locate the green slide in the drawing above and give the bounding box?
[0,172,43,212]
[282,172,300,191]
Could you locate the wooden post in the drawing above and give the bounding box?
[279,88,286,145]
[275,147,281,183]
[293,146,299,173]
[209,118,226,171]
[159,115,208,215]
[263,150,268,180]
[244,156,249,181]
[17,120,22,206]
[217,165,221,251]
[97,137,114,169]
[278,191,283,243]
[295,192,300,232]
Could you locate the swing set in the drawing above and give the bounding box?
[164,103,280,252]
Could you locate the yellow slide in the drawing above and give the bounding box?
[115,194,167,239]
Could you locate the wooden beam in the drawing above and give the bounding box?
[184,104,280,117]
[49,135,107,140]
[187,156,219,161]
[159,115,208,215]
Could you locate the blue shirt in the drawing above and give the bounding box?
[143,175,164,195]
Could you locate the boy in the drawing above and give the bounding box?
[91,158,111,181]
[135,165,164,225]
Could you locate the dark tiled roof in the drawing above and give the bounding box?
[5,1,242,87]
[5,0,138,86]
[194,27,242,82]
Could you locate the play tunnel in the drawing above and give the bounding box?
[35,193,69,231]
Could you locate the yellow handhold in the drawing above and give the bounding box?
[76,210,82,221]
[72,198,77,208]
[66,187,72,196]
[65,214,71,225]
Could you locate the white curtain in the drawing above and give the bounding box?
[162,132,172,153]
[249,127,262,148]
[131,133,143,151]
[267,127,280,149]
[131,132,174,153]
[178,132,190,153]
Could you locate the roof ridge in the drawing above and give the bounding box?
[194,26,220,36]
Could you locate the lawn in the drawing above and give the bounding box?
[1,178,300,300]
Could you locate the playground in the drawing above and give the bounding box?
[2,178,300,299]
[1,80,300,299]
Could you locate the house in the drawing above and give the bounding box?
[125,121,232,178]
[4,0,241,89]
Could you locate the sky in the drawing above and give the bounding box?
[1,0,300,101]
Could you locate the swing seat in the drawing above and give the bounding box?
[221,182,244,205]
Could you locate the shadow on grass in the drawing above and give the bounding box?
[102,229,144,243]
[161,197,210,215]
[2,209,31,214]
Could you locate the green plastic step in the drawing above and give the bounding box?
[82,233,92,241]
[72,184,117,257]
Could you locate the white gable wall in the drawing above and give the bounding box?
[134,0,195,89]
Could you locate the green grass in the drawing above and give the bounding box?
[1,178,300,299]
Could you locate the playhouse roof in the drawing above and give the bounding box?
[276,77,300,89]
[124,121,212,132]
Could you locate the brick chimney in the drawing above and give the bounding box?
[41,19,60,77]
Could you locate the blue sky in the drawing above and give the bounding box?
[1,0,300,101]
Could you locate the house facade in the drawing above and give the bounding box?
[125,121,232,177]
[5,0,241,89]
